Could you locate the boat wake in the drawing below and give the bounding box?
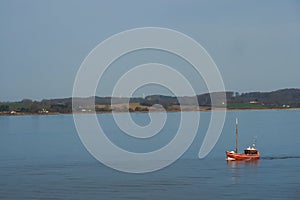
[262,156,300,160]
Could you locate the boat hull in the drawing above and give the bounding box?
[226,151,260,161]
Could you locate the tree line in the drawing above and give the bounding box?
[1,88,300,114]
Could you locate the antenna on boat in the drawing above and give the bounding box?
[235,118,238,153]
[252,136,257,148]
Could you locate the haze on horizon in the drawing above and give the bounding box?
[1,0,300,101]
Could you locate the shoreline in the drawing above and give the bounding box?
[1,107,300,116]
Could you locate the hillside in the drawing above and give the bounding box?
[1,88,300,115]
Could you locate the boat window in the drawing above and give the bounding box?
[244,150,257,154]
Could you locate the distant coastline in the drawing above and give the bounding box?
[1,88,300,116]
[1,107,300,117]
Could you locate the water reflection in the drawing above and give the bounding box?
[226,160,260,168]
[226,160,260,184]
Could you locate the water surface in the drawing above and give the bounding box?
[0,110,299,199]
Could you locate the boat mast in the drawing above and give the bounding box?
[235,118,238,153]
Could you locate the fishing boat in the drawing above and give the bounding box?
[226,118,260,161]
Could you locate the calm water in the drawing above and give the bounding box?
[0,110,300,199]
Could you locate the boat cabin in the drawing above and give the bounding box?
[244,147,258,155]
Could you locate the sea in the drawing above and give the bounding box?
[0,110,299,199]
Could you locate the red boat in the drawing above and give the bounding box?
[226,119,260,161]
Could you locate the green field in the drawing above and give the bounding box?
[226,103,271,109]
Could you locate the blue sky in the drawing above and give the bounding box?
[0,0,300,101]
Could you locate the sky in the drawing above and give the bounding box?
[0,0,300,101]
